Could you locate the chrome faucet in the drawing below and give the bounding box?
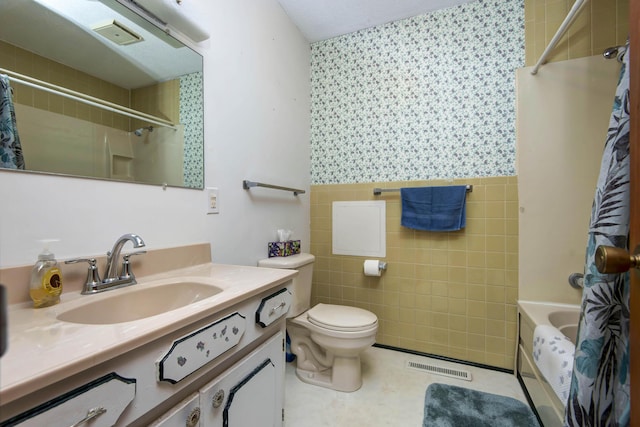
[66,233,146,294]
[104,233,145,283]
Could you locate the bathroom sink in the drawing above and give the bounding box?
[57,281,223,325]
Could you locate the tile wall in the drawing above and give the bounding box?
[0,40,131,131]
[525,0,629,66]
[131,79,180,129]
[308,0,628,371]
[308,0,523,370]
[310,176,519,370]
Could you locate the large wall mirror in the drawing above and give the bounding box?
[0,0,204,189]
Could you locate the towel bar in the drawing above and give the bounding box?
[373,185,473,196]
[243,180,306,195]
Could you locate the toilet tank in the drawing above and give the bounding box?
[257,253,315,318]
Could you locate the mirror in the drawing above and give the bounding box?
[0,0,204,189]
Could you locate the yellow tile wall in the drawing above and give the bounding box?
[131,80,180,131]
[310,176,519,370]
[0,41,131,131]
[525,0,629,66]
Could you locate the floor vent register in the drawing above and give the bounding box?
[406,360,472,381]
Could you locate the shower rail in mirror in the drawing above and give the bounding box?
[1,68,177,130]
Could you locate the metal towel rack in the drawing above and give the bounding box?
[243,180,306,196]
[373,184,473,196]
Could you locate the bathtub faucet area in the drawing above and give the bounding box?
[517,301,580,427]
[568,273,584,289]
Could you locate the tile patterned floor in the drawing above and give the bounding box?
[284,346,529,426]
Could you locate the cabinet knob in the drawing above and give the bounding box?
[186,407,200,427]
[595,245,640,273]
[212,389,225,408]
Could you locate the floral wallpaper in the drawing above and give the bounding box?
[310,0,525,185]
[180,71,204,188]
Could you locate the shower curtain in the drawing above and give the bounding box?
[564,44,630,427]
[0,74,25,169]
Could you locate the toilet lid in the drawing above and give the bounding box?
[307,303,377,332]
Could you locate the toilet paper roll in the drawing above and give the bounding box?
[364,260,382,276]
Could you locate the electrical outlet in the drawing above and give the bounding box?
[206,187,219,214]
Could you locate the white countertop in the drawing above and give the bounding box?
[0,263,296,404]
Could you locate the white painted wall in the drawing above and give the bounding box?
[0,0,310,269]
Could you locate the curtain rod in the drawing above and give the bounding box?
[0,67,177,130]
[373,184,473,196]
[531,0,588,75]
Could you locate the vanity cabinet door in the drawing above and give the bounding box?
[149,393,201,427]
[0,373,135,427]
[199,331,284,427]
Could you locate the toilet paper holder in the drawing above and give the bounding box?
[364,259,387,276]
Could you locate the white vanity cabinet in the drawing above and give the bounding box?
[152,331,285,427]
[149,393,201,427]
[0,283,291,427]
[199,331,284,426]
[0,373,136,427]
[151,332,284,427]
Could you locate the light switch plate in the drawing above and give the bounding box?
[206,187,219,214]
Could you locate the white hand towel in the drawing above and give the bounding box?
[532,325,575,405]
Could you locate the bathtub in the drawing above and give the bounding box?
[516,301,580,427]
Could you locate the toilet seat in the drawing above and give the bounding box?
[307,303,377,332]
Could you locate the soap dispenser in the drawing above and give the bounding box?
[29,240,63,308]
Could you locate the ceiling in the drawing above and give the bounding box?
[277,0,477,42]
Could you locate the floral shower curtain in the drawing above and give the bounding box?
[0,74,25,169]
[564,43,631,427]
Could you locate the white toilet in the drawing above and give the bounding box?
[258,253,378,392]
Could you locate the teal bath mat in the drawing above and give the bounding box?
[423,383,539,427]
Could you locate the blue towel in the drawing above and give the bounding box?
[400,186,467,231]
